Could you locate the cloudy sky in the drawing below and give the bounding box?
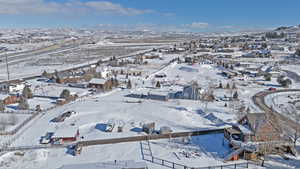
[0,0,299,32]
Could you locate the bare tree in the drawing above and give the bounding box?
[127,80,132,89]
[0,100,5,112]
[22,86,33,99]
[202,80,215,112]
[0,117,6,131]
[282,105,300,146]
[18,96,29,110]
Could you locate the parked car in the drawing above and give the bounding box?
[40,132,54,144]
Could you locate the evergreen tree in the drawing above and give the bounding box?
[281,79,292,88]
[36,105,42,112]
[246,107,251,113]
[218,83,223,89]
[127,80,132,89]
[295,48,300,56]
[156,81,161,88]
[264,73,272,81]
[60,89,71,99]
[226,83,230,89]
[42,70,50,78]
[233,91,239,99]
[22,86,33,99]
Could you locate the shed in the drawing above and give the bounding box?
[142,122,155,134]
[159,126,173,134]
[51,127,79,143]
[88,78,110,90]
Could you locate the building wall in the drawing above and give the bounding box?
[3,96,19,105]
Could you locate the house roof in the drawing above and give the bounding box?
[241,113,268,134]
[89,78,107,85]
[52,127,78,138]
[0,94,9,100]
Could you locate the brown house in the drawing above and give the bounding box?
[0,94,19,105]
[225,113,282,142]
[88,78,110,90]
[52,71,85,84]
[223,113,295,161]
[88,78,118,91]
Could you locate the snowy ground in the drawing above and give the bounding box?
[265,91,300,121]
[0,113,32,133]
[0,48,299,168]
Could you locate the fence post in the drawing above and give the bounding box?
[151,156,154,163]
[172,163,175,169]
[234,163,237,169]
[246,162,249,168]
[162,159,164,166]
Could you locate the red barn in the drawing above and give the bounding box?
[51,128,79,143]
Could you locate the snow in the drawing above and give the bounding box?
[0,31,300,168]
[58,160,147,169]
[52,127,78,138]
[89,78,106,85]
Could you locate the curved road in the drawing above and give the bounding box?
[252,89,300,130]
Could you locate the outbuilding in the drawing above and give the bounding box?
[51,127,79,143]
[88,78,110,90]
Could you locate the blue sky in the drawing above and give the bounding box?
[0,0,299,32]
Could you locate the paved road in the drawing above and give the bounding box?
[252,89,300,131]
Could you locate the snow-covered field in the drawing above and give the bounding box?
[0,38,300,168]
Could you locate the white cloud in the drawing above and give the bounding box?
[0,0,153,16]
[184,22,209,29]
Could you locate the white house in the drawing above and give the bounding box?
[95,66,111,78]
[0,82,25,93]
[182,82,203,100]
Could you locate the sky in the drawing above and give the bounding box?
[0,0,299,32]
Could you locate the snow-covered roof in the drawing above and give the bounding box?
[0,94,9,100]
[52,127,78,138]
[58,160,147,169]
[89,78,107,85]
[235,124,253,135]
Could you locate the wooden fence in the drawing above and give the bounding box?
[140,138,259,169]
[77,129,224,147]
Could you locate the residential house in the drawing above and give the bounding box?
[52,71,84,84]
[0,94,19,105]
[224,113,283,143]
[95,66,111,78]
[0,81,25,93]
[182,82,202,100]
[88,78,118,91]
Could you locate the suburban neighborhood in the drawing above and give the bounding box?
[0,1,300,169]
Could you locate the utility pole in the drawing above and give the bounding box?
[5,52,10,81]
